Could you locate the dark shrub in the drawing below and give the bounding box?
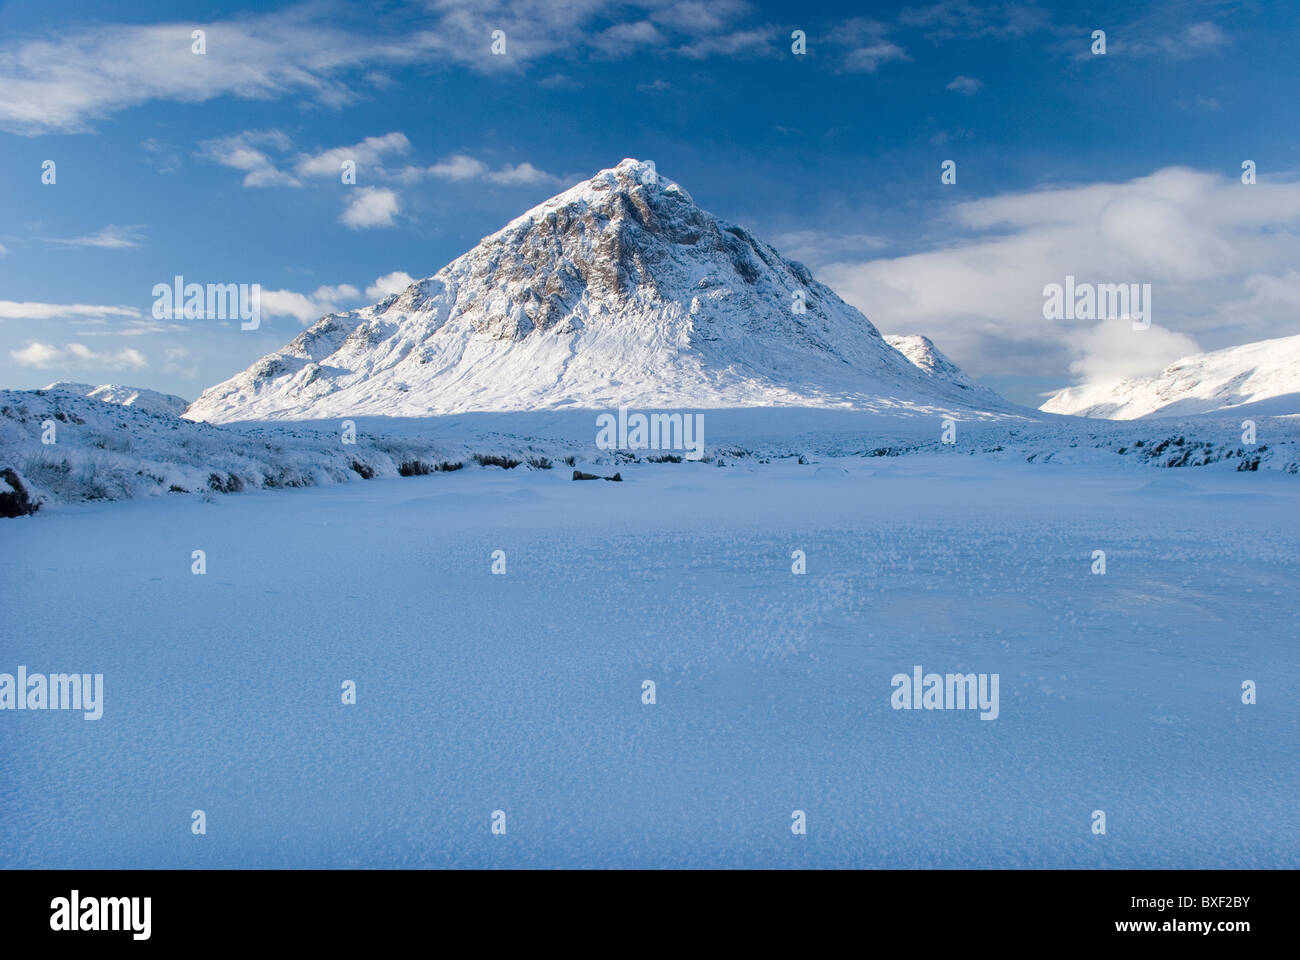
[473,453,521,469]
[207,472,245,493]
[0,468,39,518]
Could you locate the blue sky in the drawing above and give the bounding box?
[1,0,1297,405]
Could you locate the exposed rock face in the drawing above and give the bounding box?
[186,159,1010,423]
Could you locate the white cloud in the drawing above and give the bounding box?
[365,271,415,300]
[591,21,666,57]
[1063,317,1200,386]
[421,154,559,186]
[48,225,146,249]
[650,0,752,34]
[256,273,416,324]
[484,162,555,185]
[0,12,378,135]
[340,187,400,229]
[945,75,983,95]
[259,285,361,324]
[678,28,774,59]
[0,301,141,320]
[198,130,299,187]
[426,155,488,181]
[828,17,910,73]
[0,3,764,135]
[815,167,1300,385]
[9,342,63,367]
[1117,20,1231,59]
[841,41,908,72]
[11,341,147,370]
[258,279,418,323]
[296,132,411,178]
[311,284,361,301]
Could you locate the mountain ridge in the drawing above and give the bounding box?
[43,381,190,417]
[1041,333,1300,419]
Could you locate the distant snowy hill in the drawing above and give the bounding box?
[44,381,189,417]
[884,334,1000,399]
[1041,334,1300,419]
[186,159,1012,423]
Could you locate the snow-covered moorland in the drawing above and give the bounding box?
[2,386,1298,516]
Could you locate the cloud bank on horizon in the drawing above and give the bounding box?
[0,0,1296,405]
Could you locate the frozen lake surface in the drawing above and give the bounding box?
[2,455,1296,868]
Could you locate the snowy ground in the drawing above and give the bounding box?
[2,454,1296,868]
[4,388,1298,516]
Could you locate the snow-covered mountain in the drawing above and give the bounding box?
[44,381,190,417]
[186,159,1011,423]
[884,334,999,399]
[1041,334,1300,419]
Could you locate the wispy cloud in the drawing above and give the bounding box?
[0,1,768,135]
[945,75,983,95]
[296,132,411,178]
[1105,19,1232,59]
[830,18,910,73]
[411,154,561,186]
[198,130,299,187]
[0,301,142,320]
[47,226,147,249]
[0,9,375,135]
[260,272,415,323]
[11,341,148,370]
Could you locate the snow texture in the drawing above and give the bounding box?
[1,457,1296,867]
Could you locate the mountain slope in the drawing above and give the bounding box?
[883,334,999,399]
[186,159,1012,423]
[44,381,190,417]
[1041,334,1300,419]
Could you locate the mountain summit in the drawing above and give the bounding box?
[186,159,1008,423]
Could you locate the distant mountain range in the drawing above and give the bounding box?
[43,381,189,417]
[1041,334,1300,419]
